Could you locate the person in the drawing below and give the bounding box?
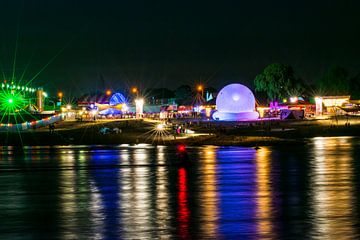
[49,124,55,134]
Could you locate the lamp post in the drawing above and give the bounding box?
[135,98,144,119]
[131,87,138,98]
[57,91,63,106]
[197,85,204,98]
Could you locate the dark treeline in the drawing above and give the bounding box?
[254,63,360,102]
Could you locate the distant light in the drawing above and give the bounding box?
[197,85,203,92]
[58,92,63,98]
[156,123,165,131]
[283,98,287,103]
[8,98,13,104]
[131,87,138,94]
[135,98,144,105]
[177,144,186,152]
[106,89,112,96]
[122,104,129,112]
[66,104,71,110]
[290,96,298,103]
[42,92,48,98]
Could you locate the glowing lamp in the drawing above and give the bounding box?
[290,96,298,103]
[131,87,138,94]
[156,123,165,130]
[177,144,186,152]
[135,98,144,119]
[315,96,323,116]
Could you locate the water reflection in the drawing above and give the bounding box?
[216,147,258,238]
[255,147,274,239]
[198,145,219,237]
[0,139,359,239]
[311,137,357,239]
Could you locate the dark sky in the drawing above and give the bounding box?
[1,0,360,95]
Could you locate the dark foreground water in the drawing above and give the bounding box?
[0,137,360,239]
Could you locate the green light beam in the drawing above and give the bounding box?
[12,22,20,82]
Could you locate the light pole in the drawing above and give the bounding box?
[135,98,144,119]
[197,85,204,98]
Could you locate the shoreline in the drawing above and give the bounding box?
[0,118,359,147]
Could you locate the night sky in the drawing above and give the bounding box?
[1,0,360,95]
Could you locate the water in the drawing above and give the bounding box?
[0,137,360,239]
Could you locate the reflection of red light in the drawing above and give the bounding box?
[177,168,190,239]
[177,144,186,152]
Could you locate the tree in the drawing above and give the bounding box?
[175,85,193,105]
[254,63,298,101]
[316,65,349,95]
[350,73,360,99]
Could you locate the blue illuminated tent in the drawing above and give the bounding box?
[109,93,126,106]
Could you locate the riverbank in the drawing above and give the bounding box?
[0,116,359,146]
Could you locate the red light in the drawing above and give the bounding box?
[177,144,186,152]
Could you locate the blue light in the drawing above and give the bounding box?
[109,93,127,106]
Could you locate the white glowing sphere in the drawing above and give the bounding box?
[216,83,256,113]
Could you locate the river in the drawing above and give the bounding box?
[0,137,359,239]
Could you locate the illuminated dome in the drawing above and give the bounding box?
[213,83,259,121]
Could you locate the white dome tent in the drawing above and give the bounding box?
[212,83,259,121]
